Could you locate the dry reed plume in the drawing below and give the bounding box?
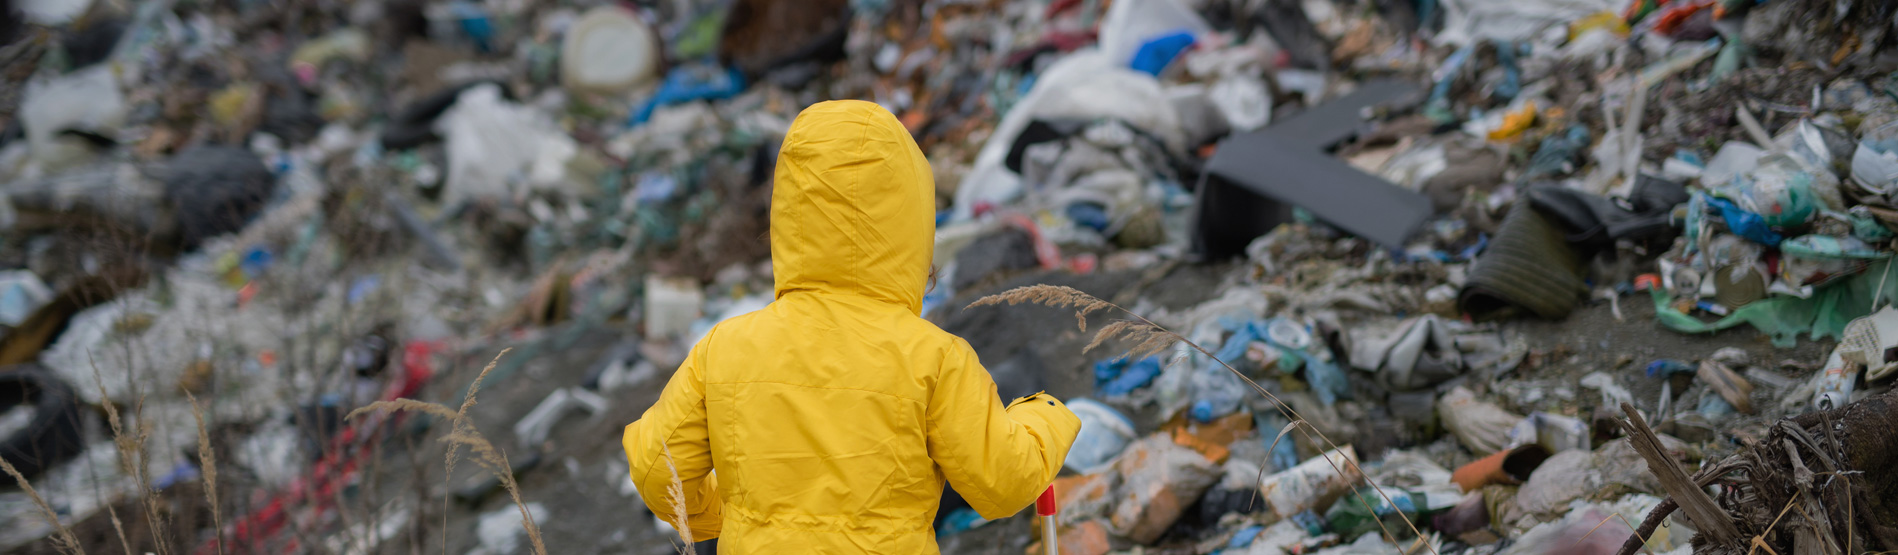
[970,284,1435,552]
[347,348,548,555]
[661,445,696,554]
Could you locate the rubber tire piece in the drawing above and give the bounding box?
[1459,200,1588,320]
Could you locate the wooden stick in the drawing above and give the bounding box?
[1620,403,1744,546]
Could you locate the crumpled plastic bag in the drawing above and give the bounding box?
[1507,412,1591,453]
[1513,450,1595,515]
[952,51,1186,221]
[1097,0,1211,67]
[1434,0,1622,46]
[20,66,127,165]
[1515,436,1685,516]
[1350,315,1466,391]
[436,84,581,207]
[1439,386,1524,455]
[1850,137,1898,201]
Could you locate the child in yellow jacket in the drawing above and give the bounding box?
[622,100,1081,554]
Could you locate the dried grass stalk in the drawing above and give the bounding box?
[346,398,462,422]
[184,390,223,555]
[449,348,509,483]
[91,353,168,555]
[0,456,82,554]
[345,349,547,555]
[106,504,131,555]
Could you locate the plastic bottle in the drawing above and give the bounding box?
[1813,349,1859,410]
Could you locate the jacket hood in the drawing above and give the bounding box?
[771,100,935,314]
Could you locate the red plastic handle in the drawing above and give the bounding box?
[1036,485,1057,516]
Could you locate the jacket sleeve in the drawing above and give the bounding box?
[622,337,722,540]
[925,340,1082,520]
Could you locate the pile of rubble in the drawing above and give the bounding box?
[0,0,1896,552]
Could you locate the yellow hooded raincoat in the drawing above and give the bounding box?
[622,100,1081,553]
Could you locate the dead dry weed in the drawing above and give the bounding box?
[348,348,547,555]
[183,390,223,555]
[0,455,82,554]
[90,354,169,555]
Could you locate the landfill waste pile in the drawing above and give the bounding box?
[0,0,1896,553]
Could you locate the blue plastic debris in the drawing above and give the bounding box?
[1253,319,1349,406]
[1423,45,1474,122]
[1707,196,1785,246]
[920,283,952,319]
[1289,510,1328,536]
[634,172,681,204]
[241,247,273,278]
[1524,125,1591,180]
[1457,233,1490,261]
[1227,525,1266,548]
[155,461,200,489]
[1129,31,1196,76]
[1256,412,1301,472]
[1067,202,1111,232]
[1673,149,1705,167]
[348,275,381,305]
[1645,359,1697,378]
[1698,394,1737,417]
[1065,398,1137,472]
[631,65,747,126]
[1491,41,1524,101]
[1095,356,1165,396]
[449,2,495,52]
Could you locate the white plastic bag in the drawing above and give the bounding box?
[1439,386,1524,455]
[1435,0,1621,46]
[951,51,1185,221]
[436,84,579,206]
[20,66,126,157]
[1209,75,1273,132]
[1097,0,1212,67]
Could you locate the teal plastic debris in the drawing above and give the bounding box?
[936,507,988,537]
[1524,126,1591,180]
[1651,259,1898,346]
[1779,235,1889,289]
[1849,207,1895,241]
[1697,394,1738,417]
